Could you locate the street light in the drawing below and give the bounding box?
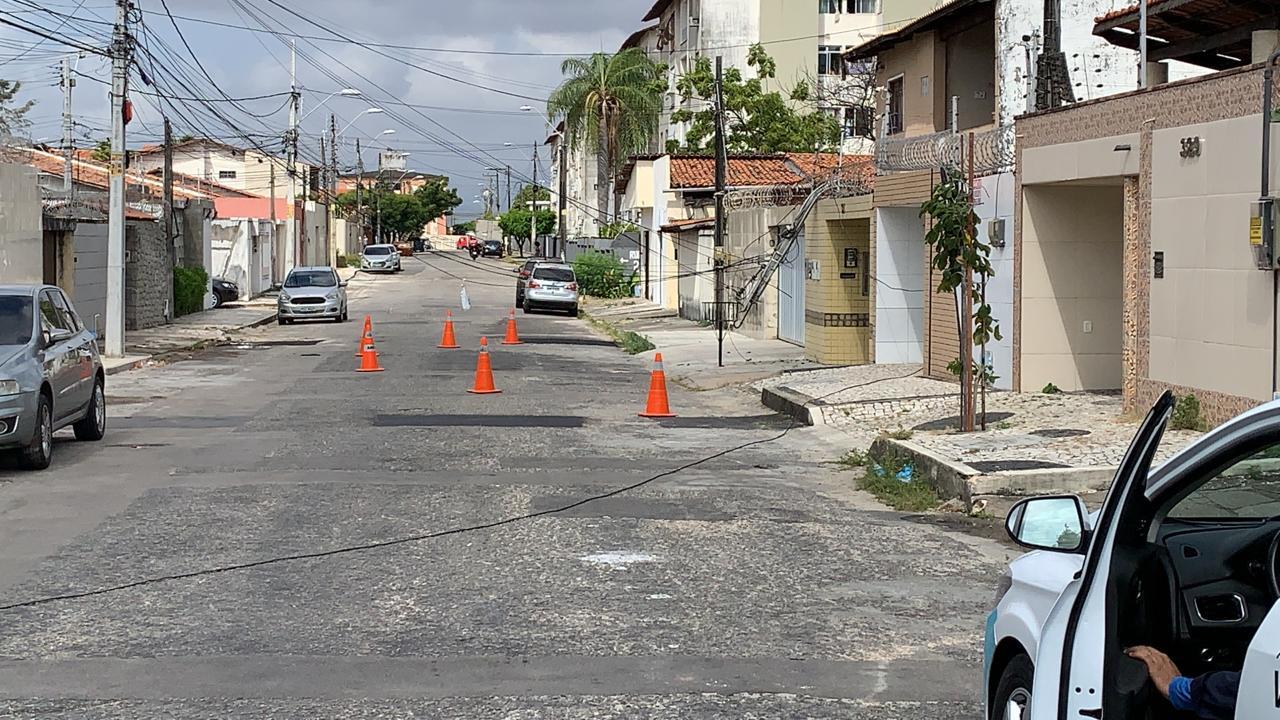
[300,88,361,122]
[339,108,385,135]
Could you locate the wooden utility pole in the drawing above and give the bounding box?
[713,56,727,368]
[962,132,976,432]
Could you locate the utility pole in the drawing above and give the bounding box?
[329,113,338,264]
[61,55,74,192]
[1023,30,1040,115]
[505,166,512,217]
[284,39,299,272]
[105,0,130,357]
[713,55,726,368]
[1138,0,1148,88]
[319,134,328,264]
[163,117,175,320]
[355,138,364,245]
[557,137,567,259]
[962,132,976,433]
[530,143,539,255]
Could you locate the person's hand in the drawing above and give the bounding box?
[1126,645,1182,698]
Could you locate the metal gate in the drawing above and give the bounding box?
[777,228,805,345]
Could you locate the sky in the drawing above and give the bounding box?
[0,0,649,218]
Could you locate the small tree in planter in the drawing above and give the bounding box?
[920,169,1002,430]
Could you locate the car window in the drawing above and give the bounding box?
[284,271,337,288]
[38,290,69,332]
[49,290,82,333]
[1167,443,1280,520]
[0,295,34,345]
[364,246,393,256]
[533,267,574,282]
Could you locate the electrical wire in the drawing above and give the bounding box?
[0,0,89,68]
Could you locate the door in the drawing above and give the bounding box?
[37,290,82,424]
[1029,391,1175,720]
[1237,602,1279,718]
[49,289,94,412]
[777,229,805,345]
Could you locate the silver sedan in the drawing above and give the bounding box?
[277,267,349,324]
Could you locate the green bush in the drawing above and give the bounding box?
[573,252,635,299]
[1171,393,1207,431]
[173,265,209,317]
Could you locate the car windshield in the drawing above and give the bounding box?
[533,267,574,282]
[364,246,393,256]
[0,294,34,345]
[285,271,337,288]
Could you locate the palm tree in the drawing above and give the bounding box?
[547,49,662,227]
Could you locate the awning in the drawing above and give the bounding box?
[1094,0,1277,70]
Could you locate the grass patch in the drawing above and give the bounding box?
[883,426,913,440]
[836,449,867,469]
[585,314,658,355]
[857,446,942,512]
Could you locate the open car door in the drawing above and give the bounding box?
[1236,600,1279,719]
[1028,391,1176,720]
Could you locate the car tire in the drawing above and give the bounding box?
[277,316,286,326]
[73,377,106,441]
[991,654,1033,720]
[212,292,223,309]
[341,307,349,322]
[20,393,53,470]
[522,297,532,314]
[569,305,579,317]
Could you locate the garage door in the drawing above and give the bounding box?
[72,222,108,334]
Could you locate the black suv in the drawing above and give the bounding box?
[482,239,504,258]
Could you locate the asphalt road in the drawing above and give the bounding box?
[0,252,1009,718]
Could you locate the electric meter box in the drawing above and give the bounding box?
[1250,198,1275,270]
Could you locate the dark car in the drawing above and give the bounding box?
[514,258,540,306]
[481,239,503,258]
[211,277,240,308]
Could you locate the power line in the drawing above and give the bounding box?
[0,0,90,68]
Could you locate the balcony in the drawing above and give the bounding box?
[875,124,1013,175]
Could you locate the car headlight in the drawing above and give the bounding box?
[992,571,1013,609]
[0,380,20,397]
[325,292,339,301]
[279,293,291,303]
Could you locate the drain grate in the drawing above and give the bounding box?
[1031,428,1090,438]
[967,459,1069,472]
[517,336,617,347]
[373,414,586,428]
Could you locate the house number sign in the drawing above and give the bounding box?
[1179,136,1202,159]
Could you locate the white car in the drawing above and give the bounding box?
[522,262,579,316]
[360,244,401,273]
[985,391,1280,720]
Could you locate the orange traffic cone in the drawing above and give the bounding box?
[638,352,676,418]
[438,310,460,349]
[356,316,373,357]
[356,335,384,373]
[467,337,501,394]
[362,315,373,335]
[501,309,523,345]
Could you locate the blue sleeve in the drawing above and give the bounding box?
[1188,672,1241,720]
[1168,676,1194,711]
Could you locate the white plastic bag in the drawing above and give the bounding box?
[460,284,471,311]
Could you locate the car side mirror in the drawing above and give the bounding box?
[339,281,348,288]
[1005,495,1088,553]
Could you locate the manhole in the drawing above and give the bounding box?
[518,336,617,347]
[654,414,789,430]
[1031,428,1090,438]
[913,412,1015,432]
[372,414,586,428]
[967,459,1069,472]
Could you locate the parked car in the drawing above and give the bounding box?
[211,277,240,308]
[0,285,105,470]
[985,391,1280,720]
[456,236,472,250]
[514,258,541,307]
[277,267,348,324]
[481,239,504,258]
[522,262,578,316]
[394,240,414,257]
[360,244,402,272]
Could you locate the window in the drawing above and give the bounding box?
[218,170,237,180]
[0,295,33,346]
[1167,443,1280,520]
[532,267,575,282]
[819,0,840,12]
[284,270,338,288]
[818,45,843,75]
[48,290,81,333]
[845,105,874,138]
[886,75,904,134]
[847,0,875,12]
[363,246,394,256]
[38,291,69,333]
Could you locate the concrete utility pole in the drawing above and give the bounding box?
[284,39,299,272]
[1024,30,1040,115]
[355,138,364,245]
[105,0,130,357]
[163,117,175,320]
[530,143,538,255]
[329,113,338,264]
[60,55,74,192]
[1139,0,1149,88]
[505,166,512,217]
[557,138,567,259]
[713,55,726,369]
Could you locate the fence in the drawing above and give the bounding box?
[875,125,1014,175]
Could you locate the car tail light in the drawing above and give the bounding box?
[566,283,577,291]
[527,280,540,289]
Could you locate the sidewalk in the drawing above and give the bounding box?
[584,297,824,390]
[103,296,279,375]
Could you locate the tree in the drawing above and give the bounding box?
[0,80,33,139]
[671,45,841,154]
[91,140,112,162]
[452,220,476,235]
[413,178,463,223]
[547,48,663,225]
[511,184,550,208]
[335,179,461,243]
[497,208,555,253]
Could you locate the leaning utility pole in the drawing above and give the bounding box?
[355,138,364,244]
[713,55,727,369]
[557,138,567,259]
[60,56,74,192]
[530,143,539,255]
[284,39,299,272]
[105,0,130,357]
[163,117,175,320]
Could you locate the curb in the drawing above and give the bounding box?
[869,437,1120,504]
[107,311,277,376]
[761,385,819,426]
[105,357,150,376]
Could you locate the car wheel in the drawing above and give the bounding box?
[991,654,1033,720]
[212,292,223,309]
[73,377,106,441]
[277,316,286,326]
[20,393,53,470]
[522,297,531,314]
[341,307,349,322]
[569,305,579,317]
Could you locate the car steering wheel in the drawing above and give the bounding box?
[1268,528,1280,599]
